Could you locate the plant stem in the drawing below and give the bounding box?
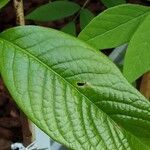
[140,72,150,100]
[73,0,90,22]
[13,0,25,25]
[13,0,33,147]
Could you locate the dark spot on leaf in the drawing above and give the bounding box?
[77,82,86,87]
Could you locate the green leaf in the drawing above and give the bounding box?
[78,4,150,49]
[0,0,9,9]
[123,14,150,83]
[0,26,150,149]
[100,0,126,8]
[25,1,80,22]
[61,22,76,36]
[80,9,95,30]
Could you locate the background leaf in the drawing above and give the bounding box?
[123,14,150,83]
[80,8,95,30]
[0,26,150,148]
[78,4,150,49]
[25,1,80,21]
[61,21,76,36]
[100,0,126,8]
[0,0,9,9]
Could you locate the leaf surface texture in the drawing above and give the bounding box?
[78,4,150,49]
[123,14,150,82]
[25,1,80,21]
[0,26,150,149]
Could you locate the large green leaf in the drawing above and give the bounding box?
[0,0,9,9]
[100,0,126,8]
[78,4,150,49]
[123,14,150,83]
[25,1,80,22]
[0,26,150,149]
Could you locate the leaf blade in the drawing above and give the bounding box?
[0,26,150,149]
[0,0,9,9]
[25,1,80,21]
[80,9,95,30]
[61,22,76,36]
[78,4,150,49]
[123,14,150,83]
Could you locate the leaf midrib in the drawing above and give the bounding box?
[84,10,150,42]
[2,37,137,148]
[1,37,150,125]
[0,37,112,119]
[1,37,150,148]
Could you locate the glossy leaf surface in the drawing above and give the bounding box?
[25,1,80,21]
[78,4,150,49]
[123,14,150,83]
[0,26,150,149]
